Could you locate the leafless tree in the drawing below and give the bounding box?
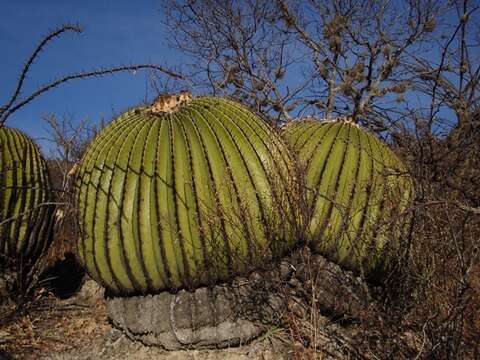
[164,0,313,126]
[399,0,480,205]
[163,0,449,129]
[40,114,103,260]
[390,3,480,357]
[280,0,450,129]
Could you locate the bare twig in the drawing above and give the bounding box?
[0,24,184,126]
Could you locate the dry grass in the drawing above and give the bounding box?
[0,290,109,359]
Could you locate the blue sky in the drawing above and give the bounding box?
[1,0,186,155]
[1,1,476,155]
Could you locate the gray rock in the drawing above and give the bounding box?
[107,274,286,350]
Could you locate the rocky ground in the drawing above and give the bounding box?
[0,279,291,360]
[0,249,427,359]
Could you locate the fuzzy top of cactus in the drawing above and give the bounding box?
[0,127,55,267]
[75,95,298,295]
[282,119,414,277]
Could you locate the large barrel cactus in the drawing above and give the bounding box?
[0,127,55,269]
[75,94,297,295]
[283,119,413,276]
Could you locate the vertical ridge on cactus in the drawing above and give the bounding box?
[283,119,414,276]
[75,96,298,294]
[0,127,55,269]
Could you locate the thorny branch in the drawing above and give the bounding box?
[0,24,184,127]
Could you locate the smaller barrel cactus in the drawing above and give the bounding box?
[283,118,414,277]
[0,127,55,270]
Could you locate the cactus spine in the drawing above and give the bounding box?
[76,95,297,294]
[0,127,55,269]
[283,119,413,276]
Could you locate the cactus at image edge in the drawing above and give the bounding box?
[75,95,297,294]
[0,127,55,269]
[283,119,414,276]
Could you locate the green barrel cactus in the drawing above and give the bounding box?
[283,119,413,276]
[0,127,55,269]
[75,95,297,294]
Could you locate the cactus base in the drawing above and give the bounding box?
[107,273,286,350]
